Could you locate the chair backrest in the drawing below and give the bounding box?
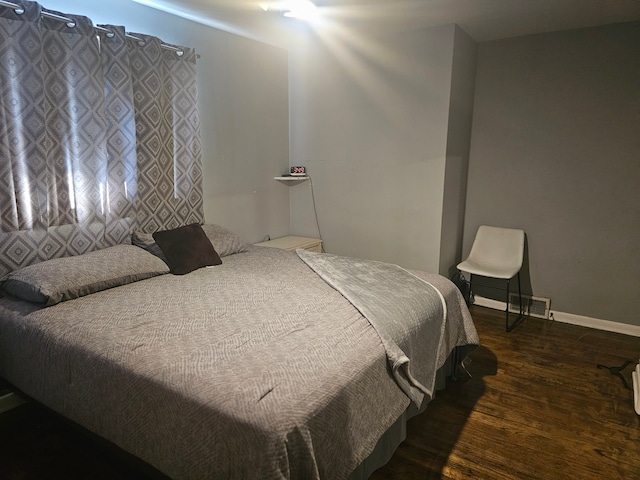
[467,225,525,274]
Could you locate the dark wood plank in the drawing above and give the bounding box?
[370,306,640,480]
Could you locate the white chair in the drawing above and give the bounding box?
[457,225,525,332]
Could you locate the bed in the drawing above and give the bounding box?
[0,224,478,479]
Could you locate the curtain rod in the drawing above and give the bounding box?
[0,0,185,56]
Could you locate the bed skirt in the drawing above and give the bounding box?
[348,348,463,479]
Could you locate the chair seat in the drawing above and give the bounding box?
[457,259,520,280]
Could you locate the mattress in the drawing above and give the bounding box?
[0,245,478,479]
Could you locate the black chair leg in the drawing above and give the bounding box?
[505,278,510,329]
[467,272,525,332]
[505,273,525,332]
[517,272,523,315]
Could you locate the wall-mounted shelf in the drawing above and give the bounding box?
[274,176,309,182]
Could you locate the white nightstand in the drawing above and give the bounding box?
[255,236,322,253]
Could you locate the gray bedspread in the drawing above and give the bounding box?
[0,246,478,479]
[297,250,446,408]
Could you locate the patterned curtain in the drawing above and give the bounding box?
[0,1,203,279]
[126,33,203,232]
[99,25,138,245]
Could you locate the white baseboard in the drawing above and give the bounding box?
[551,311,640,337]
[473,296,506,312]
[472,295,640,337]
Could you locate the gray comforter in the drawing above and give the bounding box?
[0,246,478,479]
[297,250,447,408]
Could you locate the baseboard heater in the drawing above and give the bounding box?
[508,294,551,320]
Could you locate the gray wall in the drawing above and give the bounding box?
[39,2,638,328]
[464,21,640,326]
[440,29,478,277]
[43,0,291,244]
[289,25,476,274]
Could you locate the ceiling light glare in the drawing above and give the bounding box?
[282,0,318,21]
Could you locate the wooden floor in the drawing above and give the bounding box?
[1,306,639,479]
[371,306,640,480]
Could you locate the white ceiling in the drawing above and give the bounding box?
[133,0,640,46]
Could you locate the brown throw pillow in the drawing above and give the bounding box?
[153,223,222,275]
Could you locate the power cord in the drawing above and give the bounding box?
[597,361,633,390]
[307,175,324,252]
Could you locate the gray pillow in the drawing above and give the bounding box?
[131,229,169,263]
[133,224,248,259]
[200,224,248,257]
[2,245,170,306]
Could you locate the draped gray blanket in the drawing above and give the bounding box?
[297,249,447,408]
